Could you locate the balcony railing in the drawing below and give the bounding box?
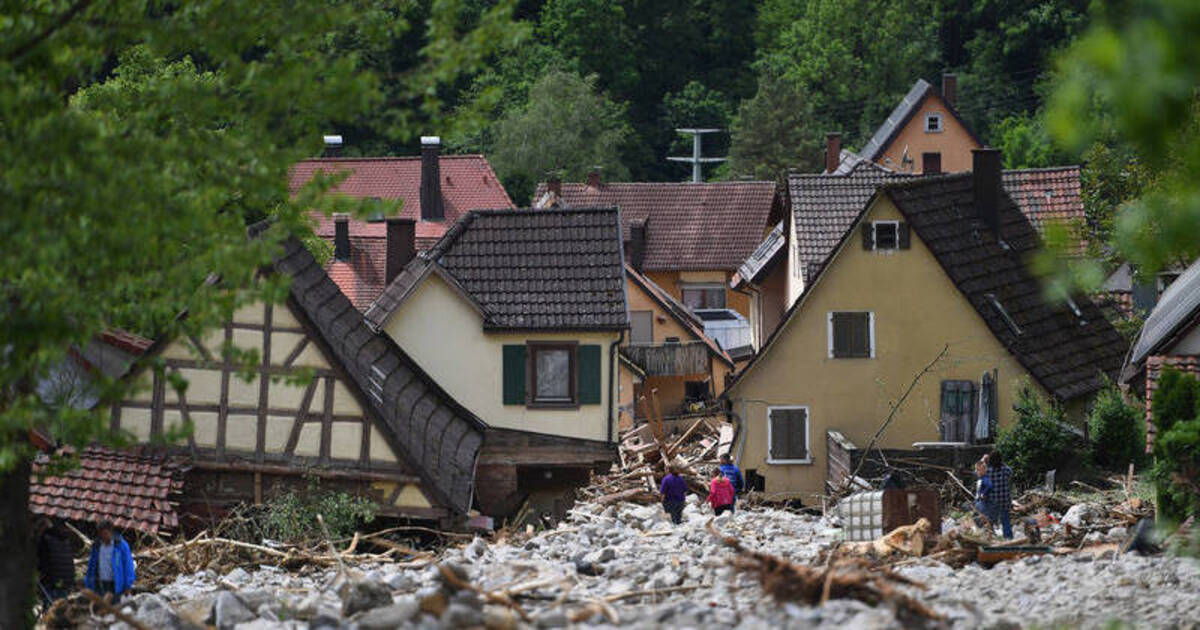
[621,342,710,377]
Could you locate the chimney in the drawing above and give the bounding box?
[385,217,416,285]
[973,148,1002,237]
[825,132,841,173]
[942,73,958,109]
[323,134,343,157]
[333,213,351,261]
[548,176,562,197]
[629,219,648,272]
[420,136,444,221]
[586,170,601,188]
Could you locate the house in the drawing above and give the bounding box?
[105,231,486,527]
[735,140,1090,349]
[855,74,981,175]
[534,175,787,357]
[620,263,736,424]
[289,137,514,310]
[363,207,628,517]
[723,150,1127,500]
[1120,257,1200,447]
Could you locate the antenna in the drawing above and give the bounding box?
[667,128,727,183]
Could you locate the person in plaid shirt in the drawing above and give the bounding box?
[978,450,1014,539]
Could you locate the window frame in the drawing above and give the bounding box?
[924,112,943,133]
[526,341,578,408]
[872,220,900,251]
[921,152,942,174]
[681,283,727,310]
[767,405,812,465]
[827,311,875,359]
[629,310,654,345]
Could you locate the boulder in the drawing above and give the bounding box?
[342,579,393,616]
[210,591,256,630]
[357,598,421,630]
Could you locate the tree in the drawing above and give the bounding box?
[727,70,819,179]
[993,112,1073,169]
[0,1,519,624]
[489,69,632,202]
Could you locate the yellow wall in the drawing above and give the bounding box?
[383,273,619,442]
[877,93,980,175]
[727,197,1046,500]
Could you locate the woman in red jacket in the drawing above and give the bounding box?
[707,467,736,516]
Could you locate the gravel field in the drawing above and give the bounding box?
[91,496,1200,629]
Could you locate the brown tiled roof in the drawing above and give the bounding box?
[624,263,733,367]
[273,235,486,514]
[883,174,1128,400]
[29,446,183,535]
[292,156,514,312]
[534,181,781,272]
[367,207,629,331]
[789,165,1087,283]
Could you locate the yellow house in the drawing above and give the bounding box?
[724,150,1127,502]
[620,263,735,425]
[363,207,628,516]
[855,74,981,175]
[107,235,483,526]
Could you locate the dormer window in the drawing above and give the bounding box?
[861,221,910,251]
[925,113,943,133]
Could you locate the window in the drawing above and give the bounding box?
[925,113,943,133]
[861,221,909,251]
[531,344,574,405]
[681,284,726,310]
[664,336,681,344]
[684,381,709,402]
[768,406,810,463]
[502,343,601,407]
[922,152,942,174]
[828,311,873,358]
[365,197,386,222]
[939,380,975,442]
[630,310,654,344]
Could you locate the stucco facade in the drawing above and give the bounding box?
[382,273,619,443]
[726,197,1047,501]
[876,92,980,175]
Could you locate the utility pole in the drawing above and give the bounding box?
[667,128,727,183]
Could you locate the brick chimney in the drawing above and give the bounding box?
[942,73,958,109]
[420,136,444,221]
[333,213,351,261]
[825,132,841,173]
[629,219,648,272]
[586,170,601,188]
[973,148,1002,237]
[385,217,416,285]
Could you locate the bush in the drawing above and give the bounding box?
[257,480,379,542]
[997,385,1077,487]
[1088,385,1146,471]
[1151,367,1200,522]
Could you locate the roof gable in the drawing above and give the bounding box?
[859,79,983,163]
[367,207,629,332]
[625,263,734,367]
[1124,257,1200,380]
[535,181,782,272]
[736,174,1127,402]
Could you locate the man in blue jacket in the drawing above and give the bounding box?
[718,453,745,501]
[85,520,135,603]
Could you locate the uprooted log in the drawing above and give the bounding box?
[706,521,943,626]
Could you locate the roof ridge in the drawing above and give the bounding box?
[472,205,619,217]
[1001,165,1082,175]
[552,181,776,187]
[296,154,491,163]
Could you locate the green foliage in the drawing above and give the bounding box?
[993,112,1072,169]
[1048,0,1200,278]
[259,482,379,541]
[489,69,632,202]
[662,81,733,165]
[997,385,1077,487]
[727,70,819,179]
[1087,385,1146,471]
[1149,367,1200,522]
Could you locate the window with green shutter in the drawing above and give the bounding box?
[829,311,873,358]
[578,345,602,405]
[502,345,526,405]
[768,406,810,463]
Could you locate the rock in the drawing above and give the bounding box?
[1084,531,1105,544]
[443,602,484,626]
[211,591,256,630]
[237,590,274,612]
[384,571,416,591]
[464,537,488,560]
[575,560,604,576]
[133,594,187,630]
[418,589,449,617]
[222,568,251,586]
[308,613,340,630]
[1107,526,1129,542]
[1062,503,1101,530]
[232,621,290,630]
[357,598,421,630]
[342,578,393,616]
[534,610,569,628]
[436,563,470,592]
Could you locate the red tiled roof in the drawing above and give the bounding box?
[1001,167,1087,252]
[291,155,514,311]
[98,329,153,355]
[29,446,183,535]
[536,181,782,272]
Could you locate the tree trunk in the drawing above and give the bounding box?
[0,457,34,629]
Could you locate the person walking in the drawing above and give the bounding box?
[718,453,745,501]
[35,518,77,606]
[978,451,1014,539]
[84,520,136,603]
[706,467,736,516]
[659,464,688,525]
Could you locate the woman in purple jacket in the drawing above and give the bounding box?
[659,464,688,525]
